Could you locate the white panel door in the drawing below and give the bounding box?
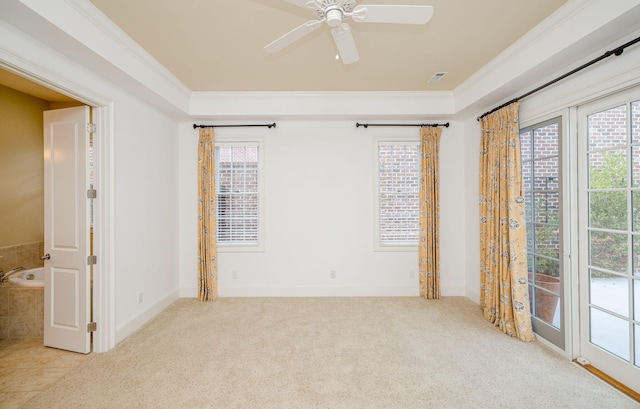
[43,106,91,354]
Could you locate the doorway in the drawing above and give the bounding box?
[521,117,565,349]
[0,66,113,353]
[577,85,640,392]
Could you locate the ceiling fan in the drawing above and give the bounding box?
[264,0,434,64]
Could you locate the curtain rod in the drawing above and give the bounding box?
[477,35,640,121]
[356,122,450,128]
[193,123,276,129]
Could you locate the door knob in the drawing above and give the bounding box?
[41,253,51,260]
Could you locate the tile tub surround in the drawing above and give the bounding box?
[0,242,45,273]
[0,286,44,339]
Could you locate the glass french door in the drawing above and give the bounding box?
[578,86,640,393]
[521,118,564,348]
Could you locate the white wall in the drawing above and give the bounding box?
[179,118,466,297]
[112,92,180,342]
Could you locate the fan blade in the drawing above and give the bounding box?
[264,20,322,53]
[352,5,434,24]
[331,24,359,64]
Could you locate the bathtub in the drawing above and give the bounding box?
[8,267,44,287]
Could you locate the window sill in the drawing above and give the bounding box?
[374,244,418,252]
[217,244,264,253]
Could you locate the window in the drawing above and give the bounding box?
[375,140,420,250]
[215,141,263,250]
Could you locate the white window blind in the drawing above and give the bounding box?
[377,143,420,245]
[215,144,259,245]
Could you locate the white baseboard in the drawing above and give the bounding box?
[466,288,480,305]
[181,284,468,298]
[115,288,180,344]
[181,286,420,297]
[441,285,466,297]
[219,286,420,297]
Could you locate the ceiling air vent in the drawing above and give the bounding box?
[427,72,447,83]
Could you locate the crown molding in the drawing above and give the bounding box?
[17,0,191,114]
[453,0,640,115]
[0,22,108,106]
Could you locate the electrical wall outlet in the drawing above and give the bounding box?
[330,270,336,279]
[137,292,143,304]
[232,270,238,279]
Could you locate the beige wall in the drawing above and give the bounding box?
[0,84,48,247]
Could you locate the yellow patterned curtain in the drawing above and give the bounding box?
[197,127,218,301]
[479,103,534,341]
[419,126,442,299]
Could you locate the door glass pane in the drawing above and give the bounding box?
[533,257,559,283]
[590,231,628,273]
[631,100,640,144]
[633,192,640,231]
[590,270,629,317]
[521,130,532,161]
[632,147,640,187]
[533,192,559,224]
[534,123,559,158]
[534,286,560,328]
[635,279,640,320]
[588,105,628,149]
[525,189,533,223]
[589,150,627,189]
[535,226,560,259]
[589,191,626,230]
[534,157,559,188]
[633,236,640,277]
[635,324,640,367]
[590,308,630,361]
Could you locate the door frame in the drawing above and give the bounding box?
[0,60,115,353]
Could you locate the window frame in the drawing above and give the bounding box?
[214,134,265,253]
[373,133,420,252]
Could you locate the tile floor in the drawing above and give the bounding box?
[0,338,86,409]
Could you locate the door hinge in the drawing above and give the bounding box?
[87,189,97,199]
[87,123,96,134]
[87,322,97,333]
[87,255,97,265]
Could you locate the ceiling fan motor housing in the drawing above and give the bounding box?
[325,8,343,27]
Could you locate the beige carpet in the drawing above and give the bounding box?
[23,297,640,408]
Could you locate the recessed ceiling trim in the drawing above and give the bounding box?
[189,90,456,118]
